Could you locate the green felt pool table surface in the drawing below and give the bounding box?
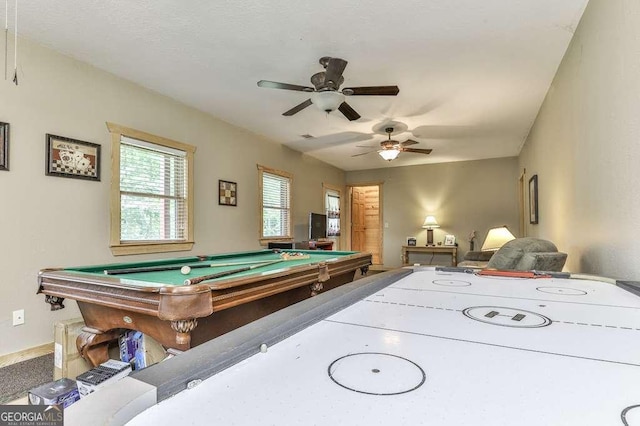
[65,249,358,287]
[38,249,372,366]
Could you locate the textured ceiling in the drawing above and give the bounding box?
[16,0,588,171]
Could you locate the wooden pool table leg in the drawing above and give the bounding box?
[44,295,65,310]
[77,327,123,367]
[170,319,198,345]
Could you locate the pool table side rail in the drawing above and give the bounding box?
[37,274,216,318]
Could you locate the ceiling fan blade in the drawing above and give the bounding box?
[401,148,433,155]
[411,125,476,139]
[400,139,419,146]
[342,86,400,96]
[351,150,377,157]
[324,58,348,88]
[339,102,361,121]
[258,80,315,92]
[355,144,379,148]
[283,99,313,116]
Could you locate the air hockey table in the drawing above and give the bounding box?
[65,267,640,426]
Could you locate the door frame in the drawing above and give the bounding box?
[322,183,343,250]
[518,168,526,237]
[345,181,384,264]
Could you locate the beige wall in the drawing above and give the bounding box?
[0,37,344,356]
[346,157,520,268]
[518,0,640,279]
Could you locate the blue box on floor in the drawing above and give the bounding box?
[119,330,146,370]
[28,378,80,408]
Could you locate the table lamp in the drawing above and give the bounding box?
[481,226,516,251]
[422,216,440,246]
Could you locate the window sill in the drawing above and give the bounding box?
[259,238,293,246]
[110,241,194,256]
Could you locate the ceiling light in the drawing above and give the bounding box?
[310,91,345,113]
[379,149,400,161]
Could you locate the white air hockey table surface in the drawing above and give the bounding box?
[72,267,640,425]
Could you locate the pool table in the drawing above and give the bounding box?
[37,249,371,366]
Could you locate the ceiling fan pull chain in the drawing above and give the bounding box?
[11,0,16,85]
[4,0,7,81]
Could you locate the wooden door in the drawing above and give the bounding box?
[351,187,366,252]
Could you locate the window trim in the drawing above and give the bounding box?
[107,122,196,256]
[257,164,293,245]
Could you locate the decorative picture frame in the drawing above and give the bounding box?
[219,180,237,206]
[444,235,456,246]
[529,174,539,224]
[45,134,101,181]
[406,237,417,246]
[0,121,8,171]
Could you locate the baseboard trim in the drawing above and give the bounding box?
[0,343,54,369]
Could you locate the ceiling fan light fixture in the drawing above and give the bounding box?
[379,149,400,161]
[310,91,345,113]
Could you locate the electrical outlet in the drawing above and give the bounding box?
[12,309,24,326]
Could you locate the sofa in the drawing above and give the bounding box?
[457,250,494,268]
[459,237,567,272]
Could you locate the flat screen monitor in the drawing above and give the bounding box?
[309,212,327,240]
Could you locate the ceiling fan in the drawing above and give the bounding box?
[257,56,399,121]
[352,127,432,161]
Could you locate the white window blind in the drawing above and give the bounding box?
[120,136,188,242]
[262,171,291,238]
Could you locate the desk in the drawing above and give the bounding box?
[402,245,457,266]
[268,240,334,250]
[37,249,371,366]
[67,268,640,425]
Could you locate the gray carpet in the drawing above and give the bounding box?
[0,353,54,404]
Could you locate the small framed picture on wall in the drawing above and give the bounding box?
[219,180,237,206]
[45,134,101,181]
[0,121,8,171]
[529,174,539,224]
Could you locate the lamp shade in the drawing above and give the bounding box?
[379,149,400,161]
[422,215,440,229]
[481,226,516,251]
[310,91,345,112]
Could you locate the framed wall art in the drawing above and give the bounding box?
[529,174,538,224]
[219,180,237,206]
[0,121,9,171]
[46,134,101,181]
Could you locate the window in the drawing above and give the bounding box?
[107,123,195,255]
[258,165,292,243]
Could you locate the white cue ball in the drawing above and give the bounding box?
[180,266,191,275]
